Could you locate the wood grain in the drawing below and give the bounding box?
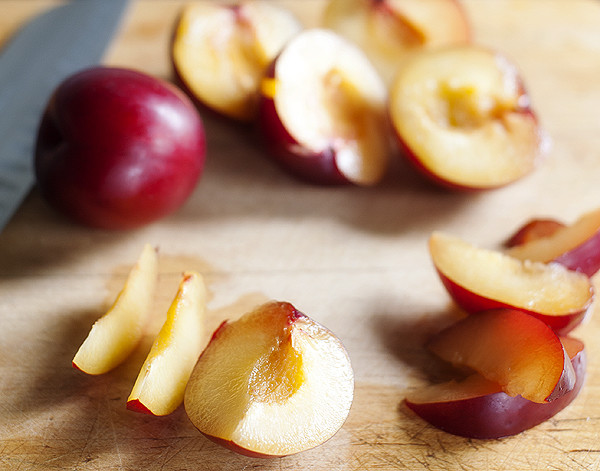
[1,1,600,469]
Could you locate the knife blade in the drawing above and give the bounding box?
[0,0,130,232]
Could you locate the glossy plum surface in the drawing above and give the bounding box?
[35,67,206,230]
[427,309,576,403]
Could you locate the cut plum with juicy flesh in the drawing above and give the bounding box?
[429,231,594,334]
[428,309,576,403]
[184,301,354,457]
[172,1,302,121]
[127,271,207,416]
[406,336,586,438]
[322,0,471,84]
[389,45,544,190]
[258,28,390,185]
[72,244,158,375]
[507,208,600,277]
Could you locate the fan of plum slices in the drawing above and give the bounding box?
[406,329,586,439]
[405,227,593,438]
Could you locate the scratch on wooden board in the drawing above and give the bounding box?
[79,403,102,460]
[155,437,196,470]
[435,436,448,454]
[463,439,498,453]
[40,449,78,467]
[567,448,600,470]
[107,398,124,469]
[0,457,44,471]
[488,436,521,470]
[555,417,597,423]
[564,451,596,470]
[352,449,419,470]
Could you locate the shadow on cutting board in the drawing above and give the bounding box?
[170,112,482,236]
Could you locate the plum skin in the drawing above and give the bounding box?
[34,66,206,230]
[434,268,592,335]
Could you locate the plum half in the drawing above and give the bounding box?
[171,0,302,121]
[258,28,390,185]
[184,301,354,457]
[389,46,545,190]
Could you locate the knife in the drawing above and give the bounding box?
[0,0,130,232]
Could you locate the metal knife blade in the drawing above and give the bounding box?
[0,0,130,232]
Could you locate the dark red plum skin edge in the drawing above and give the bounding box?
[404,346,586,439]
[435,268,593,335]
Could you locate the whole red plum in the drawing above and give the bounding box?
[34,67,206,230]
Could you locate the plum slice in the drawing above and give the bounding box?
[405,336,586,438]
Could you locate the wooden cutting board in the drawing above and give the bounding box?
[2,1,600,469]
